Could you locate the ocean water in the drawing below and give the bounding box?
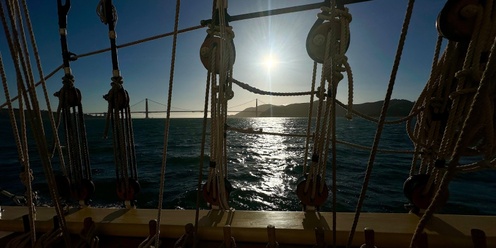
[0,117,495,215]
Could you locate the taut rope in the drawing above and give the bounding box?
[153,0,182,246]
[346,0,415,246]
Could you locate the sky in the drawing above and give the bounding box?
[0,0,447,118]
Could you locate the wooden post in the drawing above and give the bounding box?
[472,229,487,248]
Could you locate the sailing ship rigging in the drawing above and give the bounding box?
[0,0,495,247]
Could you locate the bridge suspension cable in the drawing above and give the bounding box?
[146,98,167,107]
[130,99,146,108]
[227,99,257,110]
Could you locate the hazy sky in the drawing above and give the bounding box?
[0,0,447,117]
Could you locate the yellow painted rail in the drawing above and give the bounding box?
[0,206,494,247]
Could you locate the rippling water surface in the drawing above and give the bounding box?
[0,117,495,215]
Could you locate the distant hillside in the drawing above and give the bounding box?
[232,99,414,117]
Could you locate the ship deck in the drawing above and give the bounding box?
[0,206,495,247]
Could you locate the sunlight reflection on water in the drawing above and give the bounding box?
[1,117,494,214]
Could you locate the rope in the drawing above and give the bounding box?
[234,76,420,126]
[206,50,218,200]
[302,62,318,175]
[35,228,63,247]
[6,232,31,248]
[195,69,212,233]
[154,0,181,246]
[227,122,416,154]
[346,0,415,246]
[0,64,62,109]
[227,125,311,138]
[76,217,99,248]
[231,78,312,96]
[0,26,190,109]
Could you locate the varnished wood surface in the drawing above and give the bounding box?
[0,206,494,247]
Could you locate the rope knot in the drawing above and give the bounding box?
[317,12,333,21]
[420,147,435,158]
[109,81,122,92]
[77,217,99,248]
[317,6,335,21]
[315,86,326,99]
[111,76,123,85]
[62,74,75,87]
[454,67,481,82]
[335,54,348,65]
[104,81,129,110]
[317,7,352,23]
[333,71,344,82]
[207,25,235,39]
[448,87,477,100]
[427,97,449,121]
[19,169,34,186]
[428,97,444,109]
[337,8,352,23]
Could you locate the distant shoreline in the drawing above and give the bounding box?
[0,99,414,119]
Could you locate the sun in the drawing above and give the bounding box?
[262,54,278,69]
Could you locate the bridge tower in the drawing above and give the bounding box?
[255,98,258,117]
[145,98,149,119]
